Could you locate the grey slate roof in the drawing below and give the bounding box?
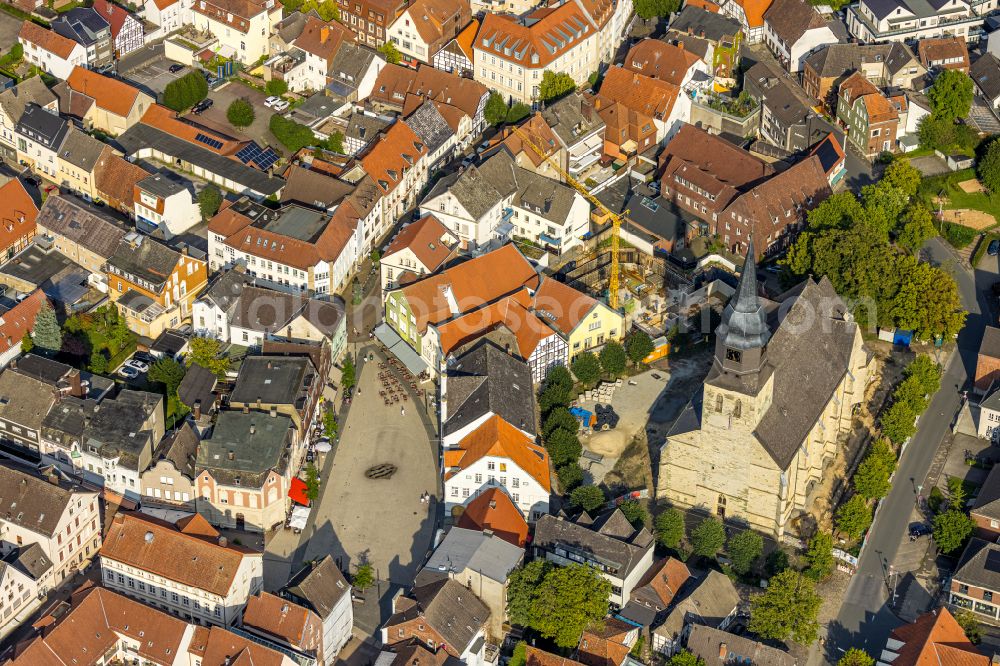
[972,463,1000,521]
[107,235,181,292]
[328,43,382,98]
[280,165,354,209]
[444,342,537,437]
[0,78,56,130]
[4,542,53,581]
[58,127,107,172]
[151,422,199,478]
[199,269,253,313]
[541,93,605,148]
[345,112,393,147]
[419,527,524,583]
[653,570,739,640]
[805,43,893,77]
[230,286,345,337]
[0,464,88,537]
[390,578,490,654]
[197,409,293,485]
[669,5,741,42]
[686,625,796,666]
[37,194,128,260]
[406,102,454,154]
[231,355,314,407]
[177,363,217,412]
[973,53,1000,101]
[52,7,110,46]
[954,538,1000,592]
[981,326,1000,360]
[137,173,188,198]
[533,509,655,577]
[744,61,816,128]
[885,42,920,78]
[274,11,309,43]
[0,370,58,433]
[751,277,863,468]
[284,555,351,620]
[425,151,578,227]
[16,104,69,150]
[117,123,284,196]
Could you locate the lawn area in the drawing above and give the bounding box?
[921,168,1000,227]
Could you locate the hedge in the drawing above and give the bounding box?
[163,71,208,112]
[973,233,1000,267]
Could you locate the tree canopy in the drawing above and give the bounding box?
[929,70,974,121]
[163,72,208,112]
[803,531,835,581]
[485,91,508,126]
[31,302,62,354]
[655,508,685,549]
[570,485,606,512]
[539,71,576,102]
[571,352,601,385]
[599,341,627,376]
[838,649,875,666]
[198,184,222,221]
[836,495,873,540]
[379,42,401,64]
[270,114,319,152]
[853,438,897,500]
[727,529,763,575]
[690,517,726,559]
[933,509,974,554]
[226,98,255,128]
[748,569,822,645]
[632,0,680,19]
[188,337,229,377]
[507,561,611,648]
[625,330,654,364]
[980,138,1000,193]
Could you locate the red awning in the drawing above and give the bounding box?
[289,477,309,506]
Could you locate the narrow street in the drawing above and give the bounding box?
[821,238,991,662]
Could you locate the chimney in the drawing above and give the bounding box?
[391,588,405,612]
[719,644,727,660]
[269,406,277,418]
[68,369,83,398]
[47,471,59,485]
[218,535,228,547]
[242,405,249,414]
[228,450,235,460]
[193,399,202,421]
[249,423,256,435]
[320,26,330,43]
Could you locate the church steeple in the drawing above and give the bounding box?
[714,239,770,377]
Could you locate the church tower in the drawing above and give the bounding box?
[704,240,774,430]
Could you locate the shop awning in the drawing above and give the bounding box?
[374,323,429,375]
[289,505,310,530]
[289,477,310,506]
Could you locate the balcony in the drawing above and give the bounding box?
[847,3,983,39]
[539,233,562,246]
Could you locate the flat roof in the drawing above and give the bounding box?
[261,205,328,242]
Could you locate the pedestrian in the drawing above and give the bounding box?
[401,406,405,416]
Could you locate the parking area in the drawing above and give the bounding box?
[192,82,284,152]
[909,154,952,177]
[0,13,23,53]
[121,55,191,97]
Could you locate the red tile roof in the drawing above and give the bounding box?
[67,66,146,118]
[243,592,320,648]
[436,289,558,358]
[889,608,989,666]
[294,16,354,62]
[596,66,679,120]
[383,214,458,273]
[456,487,529,546]
[19,21,78,59]
[92,0,134,40]
[444,414,551,491]
[0,178,38,254]
[625,39,702,86]
[360,119,428,194]
[476,2,593,70]
[840,71,898,124]
[0,290,46,357]
[532,276,601,338]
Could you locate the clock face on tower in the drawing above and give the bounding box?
[725,348,742,363]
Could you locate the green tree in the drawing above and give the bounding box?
[510,642,528,666]
[484,91,508,126]
[300,0,340,19]
[546,428,582,467]
[571,351,601,385]
[322,406,338,439]
[929,70,974,121]
[570,485,606,512]
[933,509,974,553]
[507,560,551,627]
[667,651,704,666]
[748,569,822,644]
[89,350,107,374]
[304,462,320,500]
[727,530,763,575]
[881,158,922,197]
[897,205,937,253]
[955,609,983,644]
[539,70,576,102]
[599,341,627,376]
[149,357,186,398]
[890,256,967,340]
[906,355,942,396]
[507,102,531,123]
[527,563,612,648]
[19,331,32,354]
[545,364,574,394]
[323,131,345,154]
[655,508,685,549]
[918,113,956,150]
[226,98,255,128]
[557,462,584,491]
[619,500,648,529]
[632,0,679,20]
[836,495,873,540]
[544,406,579,437]
[881,401,917,444]
[265,78,288,96]
[353,562,374,591]
[31,302,61,354]
[198,184,222,220]
[980,138,1000,193]
[948,475,968,508]
[625,330,654,364]
[690,517,726,559]
[187,337,229,377]
[854,438,896,500]
[766,548,790,577]
[379,41,401,64]
[803,531,835,581]
[341,354,356,390]
[163,71,207,111]
[270,114,318,152]
[838,648,875,666]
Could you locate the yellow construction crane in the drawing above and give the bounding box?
[510,126,625,311]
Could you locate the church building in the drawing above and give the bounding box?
[658,242,873,537]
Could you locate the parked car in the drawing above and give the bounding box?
[133,351,154,364]
[272,99,290,112]
[168,63,184,73]
[264,96,280,108]
[118,365,140,379]
[192,99,213,114]
[126,359,149,373]
[989,239,999,256]
[909,523,931,540]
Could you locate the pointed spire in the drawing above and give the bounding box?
[716,239,770,352]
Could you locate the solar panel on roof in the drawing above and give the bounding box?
[195,133,224,150]
[235,142,279,172]
[986,549,1000,573]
